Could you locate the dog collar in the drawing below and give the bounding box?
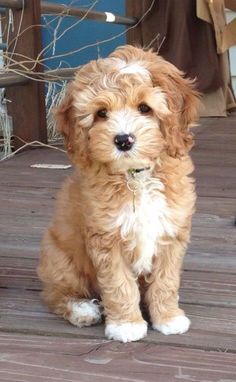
[127,166,151,177]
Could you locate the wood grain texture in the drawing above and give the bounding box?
[0,113,236,380]
[0,333,236,382]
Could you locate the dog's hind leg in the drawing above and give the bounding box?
[38,230,102,327]
[42,289,102,328]
[65,298,102,327]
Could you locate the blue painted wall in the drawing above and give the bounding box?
[42,0,126,69]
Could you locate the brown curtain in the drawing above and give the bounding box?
[126,0,236,116]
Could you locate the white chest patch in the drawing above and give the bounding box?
[115,178,177,275]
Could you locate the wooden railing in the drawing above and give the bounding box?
[0,0,136,148]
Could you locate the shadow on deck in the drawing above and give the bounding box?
[0,113,236,381]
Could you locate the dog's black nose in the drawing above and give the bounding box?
[114,134,135,151]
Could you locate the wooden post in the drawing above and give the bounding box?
[4,0,47,149]
[126,0,143,45]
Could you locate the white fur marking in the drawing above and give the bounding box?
[134,185,168,275]
[115,177,177,275]
[114,59,150,78]
[105,321,147,342]
[112,109,137,135]
[110,108,162,146]
[119,63,150,77]
[68,300,102,327]
[153,315,191,335]
[116,204,136,239]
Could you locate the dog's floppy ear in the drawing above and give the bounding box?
[147,55,200,158]
[54,84,90,168]
[54,84,76,155]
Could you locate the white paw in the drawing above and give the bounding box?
[153,315,190,335]
[105,321,147,343]
[68,300,102,327]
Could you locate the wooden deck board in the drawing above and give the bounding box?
[0,113,236,381]
[1,333,235,382]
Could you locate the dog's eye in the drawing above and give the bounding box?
[138,103,152,114]
[96,108,108,119]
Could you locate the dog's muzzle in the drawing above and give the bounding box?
[114,134,135,151]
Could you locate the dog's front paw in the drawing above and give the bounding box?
[105,321,147,343]
[153,315,190,335]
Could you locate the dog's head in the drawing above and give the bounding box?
[55,45,199,172]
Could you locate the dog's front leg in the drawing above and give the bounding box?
[89,239,147,342]
[145,237,190,335]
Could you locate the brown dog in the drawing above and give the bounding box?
[38,45,199,342]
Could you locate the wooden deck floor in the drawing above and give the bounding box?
[0,114,236,381]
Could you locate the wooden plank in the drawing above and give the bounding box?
[4,0,47,148]
[0,274,236,352]
[2,249,235,274]
[180,271,236,307]
[1,308,236,355]
[4,214,235,240]
[1,241,233,273]
[0,269,41,290]
[189,237,236,256]
[185,252,236,273]
[1,264,236,306]
[2,200,234,225]
[197,115,236,130]
[0,232,41,251]
[0,203,53,218]
[191,226,236,245]
[192,150,236,167]
[193,213,235,228]
[194,138,236,151]
[0,257,37,269]
[0,245,38,259]
[194,166,236,179]
[0,193,234,223]
[3,246,236,273]
[1,286,235,323]
[0,333,235,382]
[0,302,236,353]
[0,174,67,189]
[1,213,235,271]
[0,216,50,231]
[196,197,236,217]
